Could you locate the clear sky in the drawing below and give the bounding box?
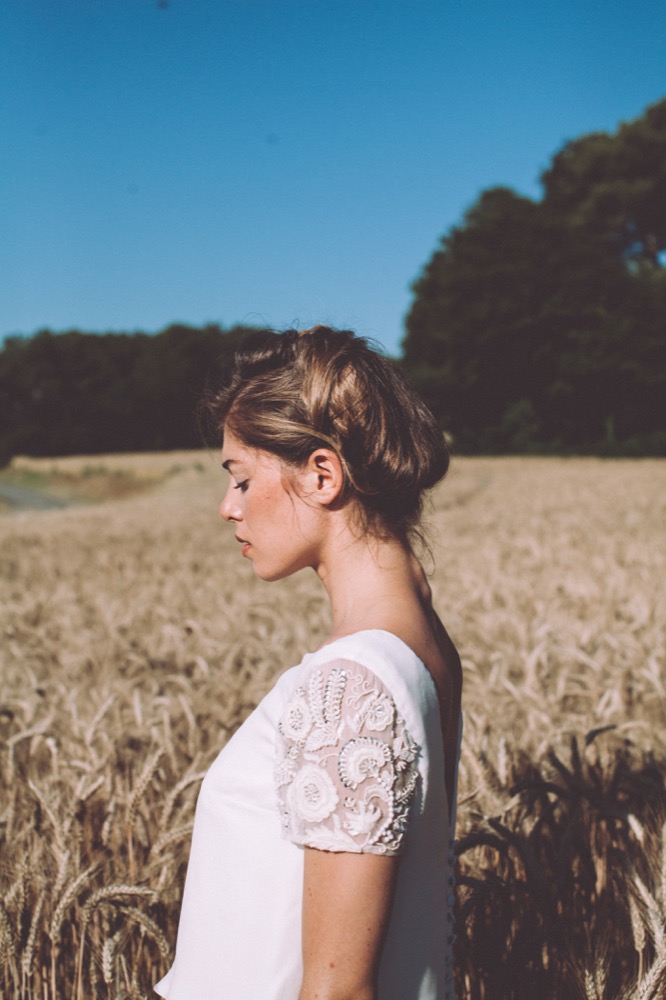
[2,0,665,356]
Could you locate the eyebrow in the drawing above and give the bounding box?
[221,458,239,471]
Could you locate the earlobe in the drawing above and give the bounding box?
[309,449,344,506]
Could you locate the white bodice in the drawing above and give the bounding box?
[155,630,460,1000]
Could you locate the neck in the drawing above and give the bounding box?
[313,521,419,641]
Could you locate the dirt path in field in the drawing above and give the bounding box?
[0,480,70,511]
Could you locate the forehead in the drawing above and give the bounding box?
[221,430,255,467]
[221,431,285,475]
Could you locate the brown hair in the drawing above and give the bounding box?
[204,326,449,544]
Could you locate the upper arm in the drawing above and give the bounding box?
[299,846,399,1000]
[275,658,422,998]
[275,658,421,855]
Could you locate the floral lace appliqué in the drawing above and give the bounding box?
[275,660,420,855]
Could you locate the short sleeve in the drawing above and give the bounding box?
[274,659,421,855]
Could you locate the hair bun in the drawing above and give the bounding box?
[205,326,449,544]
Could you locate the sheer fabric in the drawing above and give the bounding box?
[276,659,421,854]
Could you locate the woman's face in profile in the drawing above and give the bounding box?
[219,430,321,582]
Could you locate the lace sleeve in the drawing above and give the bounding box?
[274,658,421,855]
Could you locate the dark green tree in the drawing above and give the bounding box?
[403,99,666,453]
[0,323,263,462]
[542,98,666,268]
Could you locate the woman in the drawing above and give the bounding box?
[155,326,463,1000]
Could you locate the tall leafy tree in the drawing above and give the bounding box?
[403,100,666,453]
[542,98,666,268]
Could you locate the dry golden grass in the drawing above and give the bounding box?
[0,454,664,998]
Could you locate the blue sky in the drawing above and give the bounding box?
[2,0,665,356]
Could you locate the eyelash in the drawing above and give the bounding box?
[233,480,249,493]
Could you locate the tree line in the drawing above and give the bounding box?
[402,98,666,454]
[0,324,260,464]
[1,99,664,460]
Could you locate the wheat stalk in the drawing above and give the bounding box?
[158,770,206,834]
[49,862,102,945]
[1,455,664,998]
[79,885,156,928]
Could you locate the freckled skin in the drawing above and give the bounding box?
[220,432,324,582]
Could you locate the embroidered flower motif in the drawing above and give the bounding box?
[338,737,392,789]
[345,799,383,837]
[304,669,347,752]
[275,660,421,856]
[280,695,312,741]
[301,819,361,853]
[288,764,339,823]
[274,749,297,787]
[364,693,395,731]
[393,730,419,771]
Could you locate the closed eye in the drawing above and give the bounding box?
[233,480,249,493]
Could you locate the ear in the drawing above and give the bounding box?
[303,448,344,506]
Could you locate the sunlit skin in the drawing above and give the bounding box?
[219,428,462,1000]
[220,435,327,582]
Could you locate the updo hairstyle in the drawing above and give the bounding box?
[205,326,449,545]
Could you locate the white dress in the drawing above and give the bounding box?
[155,629,460,1000]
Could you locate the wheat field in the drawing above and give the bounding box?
[1,454,664,999]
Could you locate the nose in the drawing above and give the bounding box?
[219,484,241,522]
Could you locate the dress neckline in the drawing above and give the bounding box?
[308,627,437,695]
[306,628,462,827]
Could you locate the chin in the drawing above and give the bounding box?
[252,563,284,583]
[252,561,305,583]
